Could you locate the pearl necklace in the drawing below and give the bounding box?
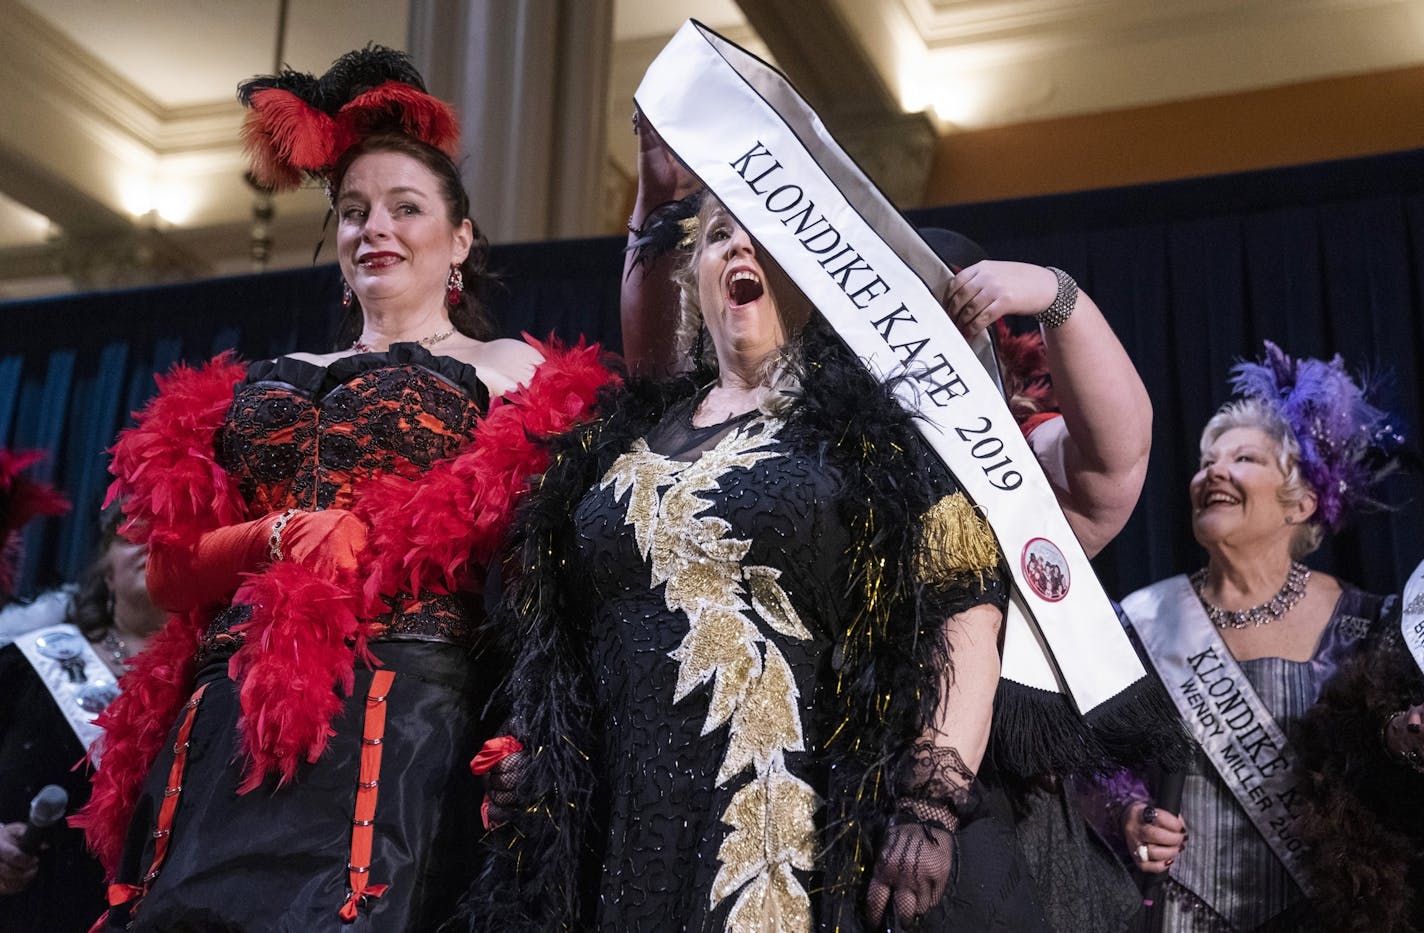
[351,326,455,354]
[1190,561,1311,629]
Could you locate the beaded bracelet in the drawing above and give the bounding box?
[1037,267,1079,329]
[268,508,298,563]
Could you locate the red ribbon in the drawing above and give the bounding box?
[469,735,523,775]
[338,883,389,921]
[471,735,524,831]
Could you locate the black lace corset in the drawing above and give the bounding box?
[218,342,488,513]
[202,344,490,653]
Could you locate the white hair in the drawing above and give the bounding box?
[1200,396,1324,557]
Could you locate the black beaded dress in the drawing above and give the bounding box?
[104,346,495,932]
[580,404,842,929]
[570,394,1034,931]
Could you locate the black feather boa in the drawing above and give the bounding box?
[446,320,1177,931]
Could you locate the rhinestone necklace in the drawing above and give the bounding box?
[1190,561,1311,629]
[101,628,131,666]
[351,326,455,354]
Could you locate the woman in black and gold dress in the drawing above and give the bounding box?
[462,194,1054,932]
[75,49,613,931]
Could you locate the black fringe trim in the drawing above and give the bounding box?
[991,671,1189,783]
[1082,673,1192,773]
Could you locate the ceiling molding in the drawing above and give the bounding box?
[0,0,269,253]
[863,0,1424,129]
[4,0,1424,302]
[2,1,241,156]
[902,0,1416,47]
[0,145,130,233]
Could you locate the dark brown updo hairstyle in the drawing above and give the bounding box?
[68,504,122,643]
[330,131,496,347]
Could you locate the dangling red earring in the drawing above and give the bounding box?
[446,265,463,308]
[341,280,353,308]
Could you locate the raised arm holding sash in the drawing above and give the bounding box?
[464,22,1182,933]
[633,19,1172,776]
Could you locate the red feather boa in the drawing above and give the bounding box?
[227,564,361,792]
[101,353,249,546]
[75,339,617,876]
[0,448,70,536]
[993,319,1057,423]
[71,610,206,874]
[75,354,248,874]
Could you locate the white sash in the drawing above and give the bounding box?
[635,21,1144,713]
[14,622,117,755]
[1401,558,1424,676]
[1123,576,1316,895]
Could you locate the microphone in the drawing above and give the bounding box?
[14,785,68,856]
[1141,771,1185,909]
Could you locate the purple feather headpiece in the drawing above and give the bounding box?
[1228,341,1401,530]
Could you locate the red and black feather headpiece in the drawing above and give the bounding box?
[238,45,459,192]
[0,448,70,601]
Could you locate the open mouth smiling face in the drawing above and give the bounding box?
[1198,487,1242,511]
[1190,426,1297,543]
[695,207,791,364]
[727,268,764,307]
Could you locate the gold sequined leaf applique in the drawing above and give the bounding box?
[718,645,805,784]
[670,608,761,727]
[745,565,812,641]
[723,864,812,933]
[712,766,818,908]
[686,529,754,565]
[607,416,818,928]
[915,491,1001,586]
[662,554,745,618]
[601,439,686,559]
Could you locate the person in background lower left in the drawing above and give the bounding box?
[1,468,162,931]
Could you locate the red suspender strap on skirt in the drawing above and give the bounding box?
[339,669,396,921]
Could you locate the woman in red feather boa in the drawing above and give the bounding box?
[75,49,618,932]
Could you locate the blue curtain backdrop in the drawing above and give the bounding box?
[3,149,1421,602]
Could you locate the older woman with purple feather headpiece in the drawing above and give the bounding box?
[1101,341,1421,932]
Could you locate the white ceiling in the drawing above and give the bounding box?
[2,0,1422,300]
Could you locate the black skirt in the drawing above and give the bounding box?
[105,641,491,933]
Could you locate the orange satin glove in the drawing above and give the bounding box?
[147,509,367,612]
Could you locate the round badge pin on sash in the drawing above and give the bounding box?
[1402,558,1424,677]
[35,628,84,660]
[1021,538,1070,602]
